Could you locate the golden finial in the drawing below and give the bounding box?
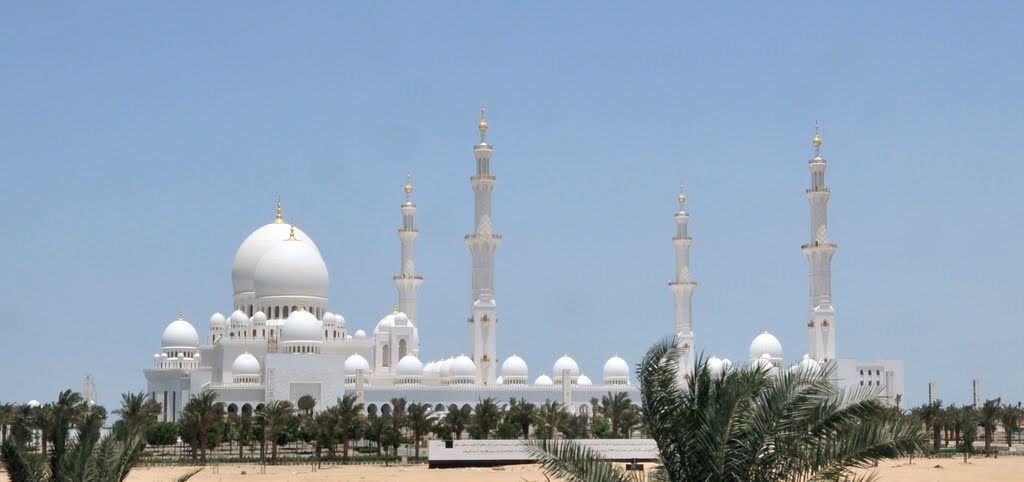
[404,173,413,203]
[178,311,183,320]
[274,197,284,224]
[392,304,398,314]
[288,224,296,240]
[678,180,686,206]
[299,303,305,311]
[479,104,488,132]
[763,328,769,334]
[812,120,822,158]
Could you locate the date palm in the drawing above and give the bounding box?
[507,398,537,439]
[1000,404,1020,448]
[978,398,1001,456]
[535,400,568,440]
[256,400,294,462]
[529,340,926,482]
[330,394,364,462]
[406,403,434,458]
[915,401,943,452]
[114,391,160,439]
[388,397,407,456]
[444,405,471,440]
[180,391,223,463]
[472,398,501,439]
[599,392,633,438]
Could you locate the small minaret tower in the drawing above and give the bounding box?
[394,174,424,326]
[803,122,838,363]
[466,106,501,384]
[670,182,697,377]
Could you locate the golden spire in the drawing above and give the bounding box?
[678,180,686,206]
[478,104,488,143]
[178,311,183,320]
[299,303,305,311]
[274,197,284,224]
[392,304,398,314]
[288,224,296,240]
[405,172,413,202]
[812,120,822,158]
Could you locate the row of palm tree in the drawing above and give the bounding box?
[0,390,161,482]
[910,398,1022,456]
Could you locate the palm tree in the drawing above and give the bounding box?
[507,398,537,439]
[331,394,364,462]
[471,398,501,439]
[310,410,336,460]
[1,391,148,482]
[1001,404,1021,448]
[406,403,434,458]
[0,402,17,443]
[535,401,568,440]
[916,400,944,453]
[257,400,294,462]
[979,398,1001,456]
[444,405,471,440]
[388,398,407,456]
[227,412,253,458]
[180,392,223,463]
[114,391,160,439]
[598,392,633,438]
[530,341,926,482]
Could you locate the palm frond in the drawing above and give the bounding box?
[525,439,641,482]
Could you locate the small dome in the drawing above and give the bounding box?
[335,313,347,327]
[395,312,410,326]
[374,313,396,334]
[577,374,593,386]
[232,221,319,296]
[323,312,336,325]
[440,356,454,379]
[27,400,40,408]
[553,354,580,382]
[501,354,529,379]
[344,353,370,373]
[252,232,329,299]
[722,358,733,370]
[229,309,250,326]
[209,312,226,327]
[749,330,783,361]
[232,352,261,376]
[281,308,322,343]
[153,353,160,359]
[422,361,436,377]
[354,329,366,339]
[754,353,775,372]
[796,354,821,374]
[160,353,168,358]
[396,354,424,377]
[450,354,476,378]
[707,355,724,375]
[602,355,630,384]
[534,374,554,386]
[162,315,199,348]
[252,311,267,325]
[495,376,503,385]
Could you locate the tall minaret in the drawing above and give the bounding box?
[466,106,501,384]
[394,174,423,326]
[803,122,838,363]
[670,182,697,377]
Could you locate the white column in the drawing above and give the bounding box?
[467,107,500,384]
[802,123,838,363]
[394,175,424,332]
[670,183,697,378]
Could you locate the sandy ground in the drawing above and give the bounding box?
[5,456,1023,481]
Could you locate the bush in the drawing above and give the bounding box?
[146,421,180,446]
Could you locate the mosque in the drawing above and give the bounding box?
[144,111,903,422]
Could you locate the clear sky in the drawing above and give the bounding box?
[1,3,1021,410]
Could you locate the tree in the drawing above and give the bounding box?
[388,398,407,456]
[598,392,633,439]
[365,413,387,455]
[506,398,537,439]
[1,391,147,482]
[406,403,434,458]
[915,401,944,453]
[558,413,590,439]
[471,398,501,440]
[145,421,179,446]
[309,410,336,461]
[180,392,224,463]
[0,403,17,444]
[256,400,294,462]
[535,401,568,440]
[979,398,1001,456]
[1001,404,1021,448]
[444,405,471,440]
[226,412,253,458]
[529,342,927,482]
[113,391,160,440]
[961,414,978,463]
[331,394,364,462]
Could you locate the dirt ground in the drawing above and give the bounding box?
[5,456,1024,481]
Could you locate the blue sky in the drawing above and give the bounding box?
[1,3,1021,410]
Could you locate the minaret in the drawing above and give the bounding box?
[803,122,838,363]
[669,182,697,377]
[394,174,424,326]
[466,106,501,384]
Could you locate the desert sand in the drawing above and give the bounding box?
[5,457,1024,481]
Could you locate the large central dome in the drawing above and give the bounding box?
[253,226,329,299]
[232,208,319,296]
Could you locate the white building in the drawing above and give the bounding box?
[143,114,903,422]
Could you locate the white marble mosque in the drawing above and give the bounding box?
[144,113,903,421]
